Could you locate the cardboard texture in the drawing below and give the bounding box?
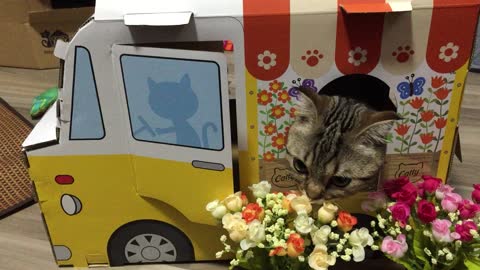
[22,0,480,267]
[0,1,93,69]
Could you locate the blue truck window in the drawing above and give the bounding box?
[70,47,105,140]
[121,55,224,151]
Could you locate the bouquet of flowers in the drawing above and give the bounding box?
[362,176,480,270]
[206,181,375,270]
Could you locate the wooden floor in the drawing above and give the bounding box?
[0,66,479,270]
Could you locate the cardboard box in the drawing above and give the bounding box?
[22,0,480,267]
[0,1,93,69]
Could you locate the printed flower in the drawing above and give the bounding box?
[455,221,478,242]
[289,108,296,118]
[257,90,272,105]
[308,245,336,270]
[434,87,450,100]
[409,97,424,109]
[431,76,446,89]
[272,133,286,150]
[381,234,408,259]
[278,90,291,103]
[287,233,305,257]
[391,182,418,206]
[311,225,331,246]
[439,42,459,63]
[242,203,265,223]
[269,80,283,92]
[395,124,410,136]
[249,181,271,199]
[264,123,277,135]
[263,151,275,162]
[472,184,480,204]
[417,200,437,223]
[420,132,434,144]
[270,105,286,119]
[317,202,339,224]
[348,47,367,66]
[421,110,435,122]
[389,202,411,226]
[441,192,462,212]
[432,219,460,243]
[257,50,277,70]
[458,199,480,219]
[337,211,358,232]
[435,117,447,129]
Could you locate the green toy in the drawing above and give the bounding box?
[30,87,58,119]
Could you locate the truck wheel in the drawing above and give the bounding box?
[108,220,194,266]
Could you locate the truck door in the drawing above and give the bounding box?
[112,44,234,225]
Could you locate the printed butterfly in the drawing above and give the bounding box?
[397,73,426,99]
[288,78,318,100]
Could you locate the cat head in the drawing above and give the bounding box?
[285,86,399,201]
[147,74,198,120]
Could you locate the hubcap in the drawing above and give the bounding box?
[125,233,177,263]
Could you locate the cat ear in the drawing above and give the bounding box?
[180,74,191,88]
[147,77,156,89]
[295,86,326,124]
[354,111,400,144]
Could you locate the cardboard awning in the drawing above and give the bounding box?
[341,1,412,13]
[124,12,192,26]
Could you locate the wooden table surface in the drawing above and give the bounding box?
[1,66,479,270]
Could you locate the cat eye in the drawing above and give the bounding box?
[293,158,308,175]
[331,177,352,188]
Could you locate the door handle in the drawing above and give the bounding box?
[192,160,225,171]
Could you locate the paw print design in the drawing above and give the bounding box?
[301,50,323,67]
[392,46,415,63]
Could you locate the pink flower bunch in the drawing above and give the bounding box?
[363,175,480,269]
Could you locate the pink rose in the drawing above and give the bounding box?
[417,175,442,197]
[381,234,408,259]
[431,219,460,243]
[455,221,478,242]
[388,202,411,226]
[392,182,418,206]
[441,192,463,212]
[458,199,480,219]
[472,184,480,204]
[384,177,410,197]
[361,192,387,212]
[417,200,437,224]
[436,184,454,200]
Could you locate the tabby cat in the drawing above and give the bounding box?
[285,86,399,201]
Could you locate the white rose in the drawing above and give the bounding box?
[223,192,243,212]
[294,214,315,235]
[348,228,373,262]
[206,200,228,219]
[317,202,338,224]
[311,225,331,246]
[240,220,266,250]
[308,245,336,270]
[226,218,248,242]
[222,212,243,230]
[249,181,271,198]
[291,195,312,215]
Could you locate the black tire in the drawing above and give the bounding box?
[108,220,195,266]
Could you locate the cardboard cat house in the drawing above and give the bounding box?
[21,0,480,267]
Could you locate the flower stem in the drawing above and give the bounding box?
[407,112,419,154]
[434,103,443,152]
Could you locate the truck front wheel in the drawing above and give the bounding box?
[107,220,195,266]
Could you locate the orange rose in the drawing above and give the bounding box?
[287,233,305,257]
[269,247,287,257]
[337,211,357,232]
[242,203,265,223]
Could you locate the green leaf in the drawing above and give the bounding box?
[410,112,418,117]
[464,257,480,269]
[442,100,449,105]
[279,148,286,153]
[278,125,284,130]
[265,143,272,147]
[411,141,418,146]
[429,122,434,127]
[418,145,425,150]
[410,119,416,124]
[440,136,444,140]
[394,148,402,153]
[434,112,440,117]
[258,142,264,147]
[413,229,429,266]
[443,110,449,116]
[405,135,411,140]
[420,123,427,128]
[415,129,422,135]
[259,111,266,115]
[272,149,278,154]
[259,131,266,136]
[272,94,277,98]
[428,88,433,93]
[434,100,442,105]
[261,120,267,125]
[269,103,274,107]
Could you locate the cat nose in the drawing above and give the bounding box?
[305,179,324,199]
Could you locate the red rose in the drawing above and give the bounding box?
[473,184,480,204]
[337,211,358,232]
[455,221,478,242]
[458,199,480,219]
[417,200,437,224]
[417,175,442,197]
[392,182,418,206]
[383,176,410,197]
[388,202,411,227]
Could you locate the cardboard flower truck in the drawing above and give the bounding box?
[21,0,480,267]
